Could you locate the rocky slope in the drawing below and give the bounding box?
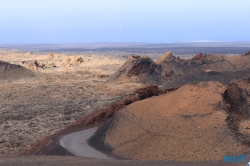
[109,52,250,86]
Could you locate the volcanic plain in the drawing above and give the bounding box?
[0,49,250,165]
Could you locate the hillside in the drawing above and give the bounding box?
[91,80,250,161]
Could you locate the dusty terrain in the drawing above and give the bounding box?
[93,80,250,161]
[0,50,143,155]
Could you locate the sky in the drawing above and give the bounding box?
[0,0,250,44]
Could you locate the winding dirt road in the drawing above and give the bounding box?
[58,127,249,166]
[60,127,112,159]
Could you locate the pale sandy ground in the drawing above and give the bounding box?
[0,50,143,155]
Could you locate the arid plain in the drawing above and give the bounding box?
[0,49,143,155]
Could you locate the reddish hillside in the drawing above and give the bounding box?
[92,81,250,161]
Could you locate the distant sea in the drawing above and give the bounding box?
[0,42,250,58]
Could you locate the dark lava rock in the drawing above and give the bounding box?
[223,78,250,144]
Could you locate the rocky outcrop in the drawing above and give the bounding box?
[48,53,54,58]
[109,56,162,84]
[223,78,250,144]
[20,60,57,70]
[61,56,84,67]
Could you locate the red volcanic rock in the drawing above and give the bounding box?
[191,53,206,60]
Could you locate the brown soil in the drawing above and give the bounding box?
[96,81,250,161]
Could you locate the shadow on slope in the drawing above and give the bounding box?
[0,61,35,81]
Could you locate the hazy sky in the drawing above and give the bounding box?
[1,0,250,43]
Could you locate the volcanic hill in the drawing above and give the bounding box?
[91,80,250,161]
